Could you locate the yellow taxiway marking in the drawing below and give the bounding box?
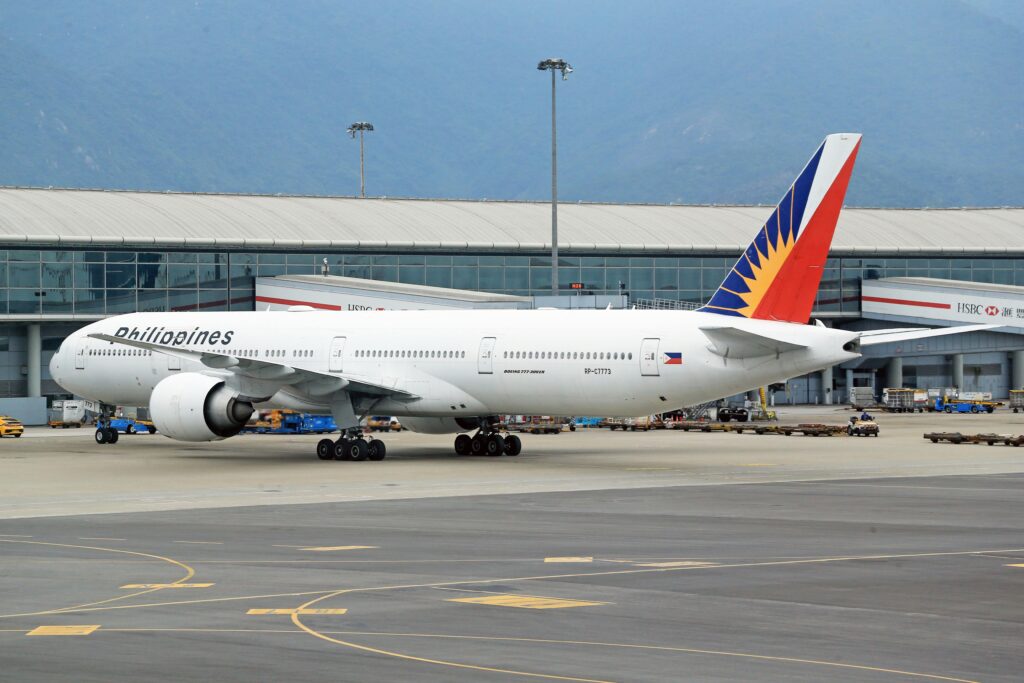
[0,539,198,619]
[248,608,348,615]
[1006,563,1024,568]
[29,626,978,683]
[300,545,378,552]
[544,557,593,563]
[634,561,717,568]
[120,583,214,589]
[624,467,674,471]
[173,541,223,545]
[26,625,100,636]
[14,546,1024,619]
[449,594,607,610]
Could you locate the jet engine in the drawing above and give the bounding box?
[399,416,484,434]
[149,373,254,442]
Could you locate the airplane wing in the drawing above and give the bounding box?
[858,324,999,347]
[86,333,416,400]
[699,326,808,358]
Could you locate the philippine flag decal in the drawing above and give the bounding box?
[663,352,682,365]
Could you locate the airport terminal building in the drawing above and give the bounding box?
[0,187,1022,407]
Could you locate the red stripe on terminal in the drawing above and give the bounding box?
[862,295,951,310]
[254,296,341,311]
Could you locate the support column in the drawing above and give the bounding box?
[886,356,903,389]
[952,353,964,390]
[26,323,41,398]
[822,366,834,405]
[1012,350,1024,390]
[845,368,854,404]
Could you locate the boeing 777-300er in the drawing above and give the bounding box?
[50,134,992,460]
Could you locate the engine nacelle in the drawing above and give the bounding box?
[400,416,486,434]
[149,373,254,442]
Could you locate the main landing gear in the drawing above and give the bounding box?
[316,429,386,462]
[453,429,521,457]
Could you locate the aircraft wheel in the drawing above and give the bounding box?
[107,428,119,444]
[349,439,369,461]
[485,433,505,456]
[334,438,351,461]
[95,428,109,444]
[504,434,522,456]
[316,438,335,460]
[368,440,387,461]
[470,434,486,456]
[454,434,471,455]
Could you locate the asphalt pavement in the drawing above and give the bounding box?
[2,473,1022,682]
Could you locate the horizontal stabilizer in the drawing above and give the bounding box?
[858,324,998,347]
[700,326,808,359]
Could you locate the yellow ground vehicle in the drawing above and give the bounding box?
[0,416,25,438]
[366,416,402,432]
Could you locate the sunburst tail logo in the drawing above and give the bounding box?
[699,134,862,324]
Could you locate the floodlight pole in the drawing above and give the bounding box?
[358,128,366,198]
[347,122,374,198]
[549,66,558,296]
[538,58,572,296]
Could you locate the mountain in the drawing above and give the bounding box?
[0,0,1020,207]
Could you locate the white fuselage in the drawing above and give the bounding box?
[51,309,860,418]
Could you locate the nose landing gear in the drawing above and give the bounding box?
[94,426,119,444]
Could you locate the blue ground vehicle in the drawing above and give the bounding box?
[301,415,337,434]
[244,412,337,434]
[933,398,996,414]
[94,416,156,444]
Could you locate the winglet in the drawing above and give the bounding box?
[699,133,861,323]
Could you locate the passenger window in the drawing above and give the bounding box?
[628,352,633,360]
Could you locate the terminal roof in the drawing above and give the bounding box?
[0,188,1021,255]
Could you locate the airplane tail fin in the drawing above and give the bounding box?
[699,133,862,324]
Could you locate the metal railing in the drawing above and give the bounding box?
[632,298,702,311]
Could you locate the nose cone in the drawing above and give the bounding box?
[49,344,62,384]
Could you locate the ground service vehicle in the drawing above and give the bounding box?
[0,416,24,438]
[717,406,749,422]
[848,416,879,437]
[934,397,998,414]
[48,134,993,461]
[366,416,401,432]
[1010,390,1024,413]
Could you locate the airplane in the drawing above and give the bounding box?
[49,133,992,460]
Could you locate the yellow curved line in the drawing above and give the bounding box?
[13,547,1022,617]
[11,626,976,682]
[0,539,196,619]
[289,593,612,683]
[297,631,981,683]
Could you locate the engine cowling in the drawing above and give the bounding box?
[149,373,254,442]
[400,416,486,434]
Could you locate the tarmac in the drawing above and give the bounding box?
[1,406,1023,681]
